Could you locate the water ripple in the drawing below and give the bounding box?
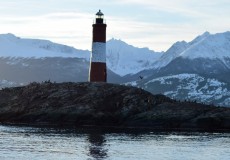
[0,125,230,160]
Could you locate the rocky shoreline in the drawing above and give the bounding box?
[0,82,230,131]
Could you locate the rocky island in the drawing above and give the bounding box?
[0,82,230,131]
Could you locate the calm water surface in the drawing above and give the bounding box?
[0,125,230,160]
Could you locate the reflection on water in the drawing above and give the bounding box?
[87,131,108,159]
[0,125,230,160]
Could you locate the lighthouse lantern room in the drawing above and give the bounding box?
[89,10,107,82]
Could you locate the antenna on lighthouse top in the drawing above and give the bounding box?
[95,9,104,24]
[96,10,104,16]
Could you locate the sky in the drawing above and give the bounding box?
[0,0,229,52]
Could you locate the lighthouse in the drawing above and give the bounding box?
[89,10,107,82]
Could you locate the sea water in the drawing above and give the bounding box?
[0,125,230,160]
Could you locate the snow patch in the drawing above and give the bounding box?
[0,79,24,89]
[143,73,230,107]
[124,81,138,86]
[106,39,162,76]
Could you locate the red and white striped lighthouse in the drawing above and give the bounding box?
[89,10,107,82]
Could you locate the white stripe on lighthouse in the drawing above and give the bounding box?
[91,42,106,63]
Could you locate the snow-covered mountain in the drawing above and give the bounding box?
[0,32,229,107]
[180,31,230,60]
[0,33,161,77]
[0,33,161,87]
[152,31,230,70]
[126,31,230,107]
[0,33,92,85]
[107,39,162,76]
[0,33,90,59]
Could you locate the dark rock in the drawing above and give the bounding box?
[0,82,230,131]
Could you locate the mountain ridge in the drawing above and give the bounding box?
[0,33,89,59]
[0,33,162,76]
[150,31,230,70]
[0,31,229,107]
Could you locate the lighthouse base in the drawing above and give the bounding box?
[89,62,107,82]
